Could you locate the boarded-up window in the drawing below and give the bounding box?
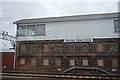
[20,58,25,65]
[82,60,88,66]
[97,60,104,66]
[56,59,61,66]
[112,60,118,67]
[43,44,50,52]
[20,45,26,53]
[43,59,49,65]
[97,44,103,52]
[31,58,37,66]
[70,60,75,66]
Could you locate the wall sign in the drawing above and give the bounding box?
[64,39,93,42]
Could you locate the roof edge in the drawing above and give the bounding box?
[13,12,119,24]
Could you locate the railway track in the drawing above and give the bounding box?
[1,72,120,79]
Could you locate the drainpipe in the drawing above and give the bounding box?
[13,41,16,70]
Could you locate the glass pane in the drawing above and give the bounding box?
[32,45,38,53]
[115,27,120,32]
[81,45,89,52]
[27,25,35,36]
[17,26,26,36]
[114,20,119,27]
[114,20,120,32]
[35,24,45,36]
[110,44,118,52]
[53,44,62,53]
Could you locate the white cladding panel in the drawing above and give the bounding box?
[16,18,118,41]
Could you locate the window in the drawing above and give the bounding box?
[81,45,89,52]
[68,45,75,51]
[56,59,61,66]
[32,45,38,53]
[65,44,75,52]
[43,59,49,65]
[82,59,89,66]
[31,58,36,66]
[28,44,38,54]
[20,58,25,65]
[17,25,26,36]
[114,20,120,32]
[27,25,35,36]
[97,44,103,52]
[110,44,118,52]
[43,44,50,52]
[70,60,75,66]
[35,24,45,36]
[97,60,104,67]
[53,44,62,53]
[20,45,26,53]
[112,59,118,67]
[17,24,45,36]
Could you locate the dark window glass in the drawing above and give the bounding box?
[32,45,38,53]
[114,20,120,32]
[27,25,35,36]
[17,25,26,36]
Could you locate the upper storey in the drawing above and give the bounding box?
[14,12,120,41]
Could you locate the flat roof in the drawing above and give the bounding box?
[14,12,119,24]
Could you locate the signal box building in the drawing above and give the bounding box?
[14,12,120,74]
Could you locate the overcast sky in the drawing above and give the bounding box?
[0,0,120,51]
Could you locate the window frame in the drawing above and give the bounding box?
[114,20,120,32]
[17,25,27,36]
[17,24,45,36]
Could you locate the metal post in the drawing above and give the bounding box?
[13,41,16,70]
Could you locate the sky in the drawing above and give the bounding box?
[0,0,120,51]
